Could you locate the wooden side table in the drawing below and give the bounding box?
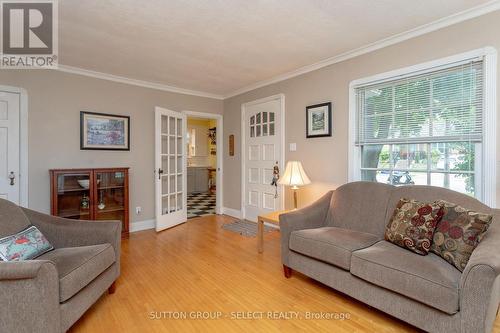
[257,210,290,253]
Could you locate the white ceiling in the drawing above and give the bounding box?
[59,0,499,98]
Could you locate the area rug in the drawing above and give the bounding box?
[221,220,277,237]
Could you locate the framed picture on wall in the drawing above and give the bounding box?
[80,111,130,150]
[306,102,332,138]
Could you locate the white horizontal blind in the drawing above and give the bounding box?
[355,60,484,145]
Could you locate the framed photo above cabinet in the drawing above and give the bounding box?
[50,168,130,237]
[80,111,130,151]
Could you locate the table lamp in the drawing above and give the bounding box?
[278,161,311,209]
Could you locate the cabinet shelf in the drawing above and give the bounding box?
[97,185,125,190]
[57,187,90,193]
[96,206,125,214]
[57,210,91,218]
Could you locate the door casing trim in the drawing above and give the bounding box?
[182,110,223,215]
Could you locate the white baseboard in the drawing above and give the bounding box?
[130,219,155,233]
[221,207,242,219]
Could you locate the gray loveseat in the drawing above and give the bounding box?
[0,199,121,332]
[280,181,500,333]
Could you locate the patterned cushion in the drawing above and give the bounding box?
[431,200,493,271]
[0,225,53,261]
[385,198,444,255]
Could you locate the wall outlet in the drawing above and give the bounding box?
[289,143,297,151]
[135,206,142,214]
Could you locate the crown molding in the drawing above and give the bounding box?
[224,0,500,99]
[56,65,224,100]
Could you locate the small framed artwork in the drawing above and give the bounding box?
[80,111,130,150]
[306,102,332,138]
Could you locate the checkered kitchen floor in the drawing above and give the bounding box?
[187,192,216,219]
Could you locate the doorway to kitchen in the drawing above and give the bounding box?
[183,111,223,219]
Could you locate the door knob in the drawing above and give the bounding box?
[158,168,164,180]
[8,172,15,186]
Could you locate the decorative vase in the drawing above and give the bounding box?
[81,194,89,209]
[98,191,106,210]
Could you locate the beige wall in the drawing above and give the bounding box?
[2,10,499,223]
[223,10,500,211]
[0,70,223,223]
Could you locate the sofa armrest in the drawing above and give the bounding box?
[459,209,500,333]
[279,191,333,266]
[21,208,122,273]
[0,261,61,333]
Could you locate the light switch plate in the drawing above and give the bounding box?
[289,143,297,151]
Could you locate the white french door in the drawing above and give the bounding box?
[0,91,20,204]
[155,107,187,231]
[242,95,284,222]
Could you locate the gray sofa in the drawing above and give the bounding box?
[280,181,500,333]
[0,199,121,333]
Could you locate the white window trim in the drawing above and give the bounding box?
[348,47,497,207]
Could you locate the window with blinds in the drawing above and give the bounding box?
[354,60,484,198]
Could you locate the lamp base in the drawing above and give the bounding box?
[292,186,299,210]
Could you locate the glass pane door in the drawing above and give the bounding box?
[155,107,186,231]
[161,115,184,214]
[55,171,92,219]
[94,170,126,224]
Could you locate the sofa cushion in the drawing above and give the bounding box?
[431,200,493,271]
[351,241,461,314]
[38,243,115,302]
[0,199,31,238]
[289,227,381,270]
[385,198,444,255]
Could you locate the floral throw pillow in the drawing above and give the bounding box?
[0,225,53,261]
[385,198,444,255]
[431,200,493,272]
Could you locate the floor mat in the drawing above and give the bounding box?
[221,219,276,237]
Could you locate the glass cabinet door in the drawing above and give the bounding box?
[55,171,92,219]
[94,170,126,224]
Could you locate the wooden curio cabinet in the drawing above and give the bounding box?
[50,168,129,237]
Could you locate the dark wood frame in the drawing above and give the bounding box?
[50,168,130,237]
[306,102,332,138]
[80,111,131,151]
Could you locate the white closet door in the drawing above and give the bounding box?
[0,91,20,204]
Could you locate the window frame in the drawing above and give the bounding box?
[348,47,497,207]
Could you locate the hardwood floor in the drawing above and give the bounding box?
[70,215,500,333]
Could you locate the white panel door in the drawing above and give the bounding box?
[0,91,20,204]
[243,97,283,222]
[155,107,187,231]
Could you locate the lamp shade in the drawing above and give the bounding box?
[278,161,311,187]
